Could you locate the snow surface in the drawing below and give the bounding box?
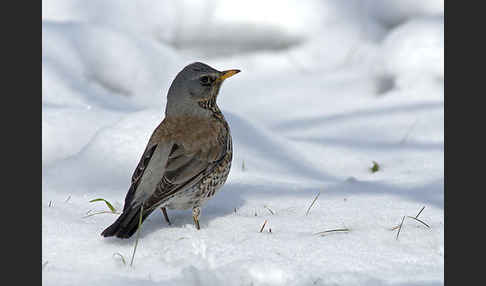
[42,1,444,285]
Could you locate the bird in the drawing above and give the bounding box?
[101,62,240,238]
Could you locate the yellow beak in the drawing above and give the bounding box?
[217,69,241,81]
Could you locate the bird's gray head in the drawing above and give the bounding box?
[165,62,240,117]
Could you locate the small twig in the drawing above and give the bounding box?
[259,220,268,233]
[406,216,430,228]
[48,200,53,207]
[396,216,405,240]
[65,195,71,203]
[314,228,350,236]
[305,192,320,216]
[264,206,275,215]
[130,204,144,267]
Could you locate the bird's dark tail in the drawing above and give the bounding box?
[101,205,153,239]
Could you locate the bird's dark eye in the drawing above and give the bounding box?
[199,76,211,85]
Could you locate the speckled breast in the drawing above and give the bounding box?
[165,135,233,210]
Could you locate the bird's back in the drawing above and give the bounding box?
[135,113,232,205]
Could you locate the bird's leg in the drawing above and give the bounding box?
[192,207,201,230]
[160,207,171,225]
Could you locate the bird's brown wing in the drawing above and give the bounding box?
[123,116,227,212]
[141,135,227,211]
[122,141,171,211]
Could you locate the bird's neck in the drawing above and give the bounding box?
[198,96,225,122]
[165,96,225,122]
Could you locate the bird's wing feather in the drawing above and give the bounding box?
[122,116,227,212]
[141,140,226,211]
[123,141,172,211]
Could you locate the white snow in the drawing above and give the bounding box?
[42,1,444,285]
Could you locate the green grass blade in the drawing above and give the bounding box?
[130,204,144,267]
[89,198,116,213]
[82,210,120,218]
[113,253,126,266]
[370,161,380,173]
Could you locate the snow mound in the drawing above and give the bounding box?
[381,16,444,90]
[42,1,443,285]
[43,21,181,109]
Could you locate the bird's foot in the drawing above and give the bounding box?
[160,207,171,225]
[192,207,201,230]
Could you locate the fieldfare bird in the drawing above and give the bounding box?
[101,62,240,238]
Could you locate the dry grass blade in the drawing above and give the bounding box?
[259,220,268,233]
[407,216,430,228]
[305,191,321,216]
[390,205,429,231]
[89,198,116,213]
[314,228,350,236]
[130,204,144,267]
[399,119,419,144]
[415,206,425,218]
[264,206,275,215]
[396,216,405,240]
